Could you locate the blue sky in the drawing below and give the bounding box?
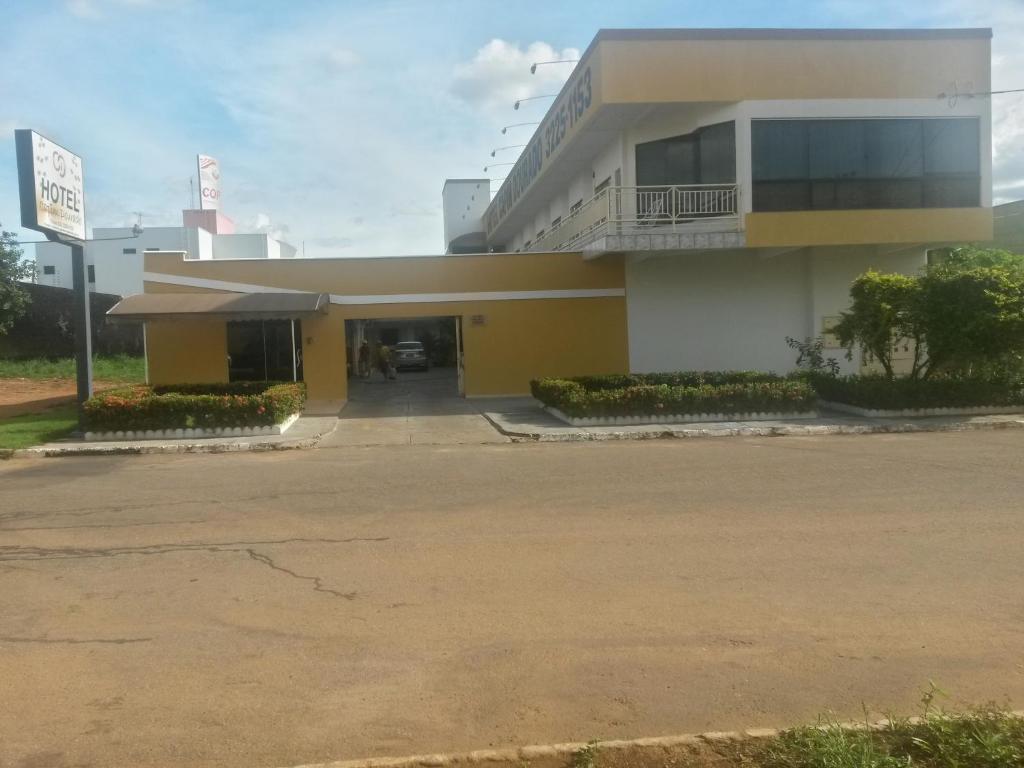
[2,0,1022,259]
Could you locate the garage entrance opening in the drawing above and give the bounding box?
[345,316,463,402]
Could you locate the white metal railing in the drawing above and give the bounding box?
[530,184,740,252]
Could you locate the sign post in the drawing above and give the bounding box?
[15,129,92,424]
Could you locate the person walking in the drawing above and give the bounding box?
[378,343,394,380]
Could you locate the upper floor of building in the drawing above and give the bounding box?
[443,27,994,257]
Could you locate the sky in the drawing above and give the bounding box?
[1,0,1022,260]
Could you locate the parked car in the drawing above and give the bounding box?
[392,341,430,371]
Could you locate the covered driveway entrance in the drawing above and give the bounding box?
[326,366,510,446]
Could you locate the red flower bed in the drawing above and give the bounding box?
[82,382,306,431]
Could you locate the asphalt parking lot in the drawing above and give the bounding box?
[2,430,1023,768]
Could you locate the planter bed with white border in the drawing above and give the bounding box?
[83,412,301,442]
[819,400,1024,419]
[545,406,819,427]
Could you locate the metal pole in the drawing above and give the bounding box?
[69,241,93,424]
[290,319,297,382]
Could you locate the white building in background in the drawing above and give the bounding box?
[34,208,296,297]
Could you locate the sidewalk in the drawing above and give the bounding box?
[482,402,1024,441]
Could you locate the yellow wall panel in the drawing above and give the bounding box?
[145,320,227,385]
[745,208,994,249]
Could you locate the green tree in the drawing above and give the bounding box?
[918,265,1024,377]
[834,265,1024,381]
[931,245,1024,274]
[0,228,32,335]
[833,270,922,379]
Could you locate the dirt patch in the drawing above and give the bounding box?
[0,378,124,418]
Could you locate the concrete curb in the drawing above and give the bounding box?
[487,413,1024,442]
[280,711,1024,768]
[4,419,339,459]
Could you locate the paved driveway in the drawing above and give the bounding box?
[2,431,1024,768]
[321,368,513,446]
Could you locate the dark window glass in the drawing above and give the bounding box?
[924,119,980,175]
[227,319,302,383]
[698,121,736,184]
[43,265,55,275]
[636,121,736,187]
[752,118,980,211]
[752,120,807,181]
[123,248,137,254]
[87,265,96,282]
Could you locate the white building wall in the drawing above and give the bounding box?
[34,225,293,295]
[626,246,927,375]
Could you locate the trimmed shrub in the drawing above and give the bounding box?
[808,372,1024,410]
[82,382,306,431]
[530,372,816,418]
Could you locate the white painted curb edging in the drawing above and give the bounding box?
[280,711,1024,768]
[820,400,1024,419]
[82,412,300,442]
[545,406,819,427]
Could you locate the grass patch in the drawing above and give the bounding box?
[565,693,1022,768]
[0,355,145,382]
[0,403,78,449]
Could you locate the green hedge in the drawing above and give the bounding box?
[82,382,306,431]
[807,372,1024,410]
[530,372,816,418]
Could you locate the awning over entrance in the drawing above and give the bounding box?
[107,292,329,321]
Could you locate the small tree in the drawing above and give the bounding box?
[833,270,923,379]
[0,228,32,335]
[834,264,1024,381]
[917,265,1024,378]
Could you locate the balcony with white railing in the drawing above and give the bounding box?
[529,184,744,256]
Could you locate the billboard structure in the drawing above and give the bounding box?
[197,154,221,211]
[15,130,86,241]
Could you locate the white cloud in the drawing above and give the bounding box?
[451,39,581,112]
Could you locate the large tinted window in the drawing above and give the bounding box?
[752,118,980,212]
[636,121,735,187]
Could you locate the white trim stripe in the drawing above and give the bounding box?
[143,271,625,304]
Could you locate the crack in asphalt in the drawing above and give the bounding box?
[1,519,209,532]
[0,488,373,522]
[0,635,153,645]
[0,537,388,600]
[0,537,388,562]
[244,549,357,600]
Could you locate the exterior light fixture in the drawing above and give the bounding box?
[530,59,579,74]
[514,95,557,110]
[501,122,539,135]
[483,162,515,172]
[490,145,526,157]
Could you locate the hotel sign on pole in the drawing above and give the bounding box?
[197,153,221,210]
[14,128,93,414]
[15,129,86,241]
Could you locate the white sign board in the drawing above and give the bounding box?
[15,130,85,241]
[197,153,220,210]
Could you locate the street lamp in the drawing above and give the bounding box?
[483,162,515,173]
[514,95,557,110]
[490,145,526,157]
[501,122,539,135]
[530,59,579,74]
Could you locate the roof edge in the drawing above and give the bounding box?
[592,28,992,44]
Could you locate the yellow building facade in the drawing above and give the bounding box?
[138,250,628,401]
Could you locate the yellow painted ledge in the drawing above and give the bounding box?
[745,208,993,248]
